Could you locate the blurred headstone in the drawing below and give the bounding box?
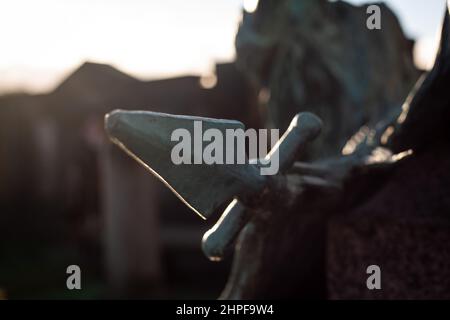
[100,142,163,296]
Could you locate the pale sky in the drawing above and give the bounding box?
[0,0,446,94]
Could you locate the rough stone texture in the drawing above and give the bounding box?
[348,146,450,221]
[326,145,450,299]
[328,217,450,300]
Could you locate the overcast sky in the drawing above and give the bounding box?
[0,0,446,94]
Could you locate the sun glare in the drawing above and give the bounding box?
[0,0,240,94]
[243,0,259,13]
[0,0,444,94]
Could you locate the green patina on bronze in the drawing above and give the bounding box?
[105,110,266,220]
[105,110,323,261]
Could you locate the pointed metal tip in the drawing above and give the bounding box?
[104,109,126,140]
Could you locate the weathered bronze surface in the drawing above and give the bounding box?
[105,110,322,261]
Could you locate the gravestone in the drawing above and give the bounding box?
[100,142,162,296]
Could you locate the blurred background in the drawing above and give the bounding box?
[0,0,446,299]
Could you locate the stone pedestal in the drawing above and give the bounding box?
[327,217,450,300]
